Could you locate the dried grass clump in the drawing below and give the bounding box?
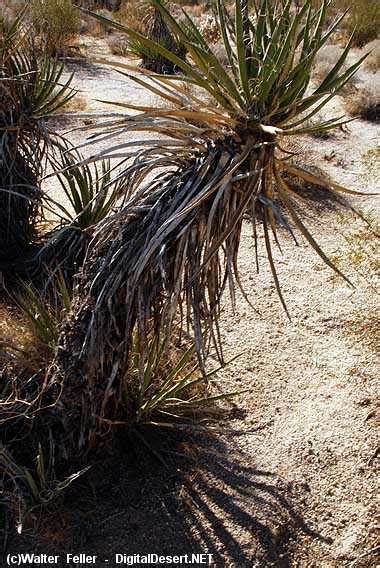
[115,0,146,34]
[344,79,379,122]
[30,0,80,56]
[332,0,379,47]
[363,39,380,73]
[59,92,88,113]
[108,34,129,56]
[331,209,379,289]
[198,14,220,43]
[0,305,39,371]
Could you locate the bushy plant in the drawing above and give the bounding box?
[0,11,75,270]
[30,0,80,56]
[115,0,146,34]
[363,39,380,73]
[332,0,379,47]
[343,78,379,123]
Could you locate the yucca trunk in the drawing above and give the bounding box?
[50,0,366,455]
[49,130,277,453]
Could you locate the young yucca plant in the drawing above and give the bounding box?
[33,145,127,280]
[52,0,368,452]
[0,10,75,270]
[124,335,239,426]
[125,0,186,73]
[0,442,90,535]
[14,271,72,357]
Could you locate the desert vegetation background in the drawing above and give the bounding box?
[0,1,379,566]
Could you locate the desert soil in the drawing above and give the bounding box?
[5,36,379,567]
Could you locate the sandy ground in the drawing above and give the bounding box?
[5,36,379,567]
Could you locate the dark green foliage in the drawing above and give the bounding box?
[0,11,75,269]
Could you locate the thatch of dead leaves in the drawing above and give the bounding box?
[44,0,371,452]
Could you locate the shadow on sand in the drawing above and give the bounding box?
[4,426,331,567]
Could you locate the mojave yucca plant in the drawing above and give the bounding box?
[50,0,369,451]
[127,0,186,73]
[0,10,75,270]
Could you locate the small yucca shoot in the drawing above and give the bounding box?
[15,272,71,356]
[0,443,90,535]
[34,146,127,280]
[126,335,240,425]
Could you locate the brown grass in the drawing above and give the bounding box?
[331,0,379,47]
[0,304,41,371]
[363,39,380,73]
[108,34,129,56]
[115,1,146,34]
[30,0,80,57]
[343,80,379,122]
[60,92,88,113]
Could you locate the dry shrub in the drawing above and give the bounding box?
[30,0,80,56]
[108,34,129,56]
[115,0,146,34]
[344,78,379,122]
[332,0,379,47]
[198,14,220,43]
[0,304,41,371]
[84,7,116,36]
[0,6,14,32]
[363,39,380,73]
[60,93,88,112]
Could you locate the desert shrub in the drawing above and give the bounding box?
[88,7,118,36]
[109,34,129,56]
[344,78,379,122]
[117,2,187,73]
[330,209,379,293]
[363,39,380,73]
[30,0,80,56]
[114,0,146,33]
[332,0,379,47]
[198,14,220,43]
